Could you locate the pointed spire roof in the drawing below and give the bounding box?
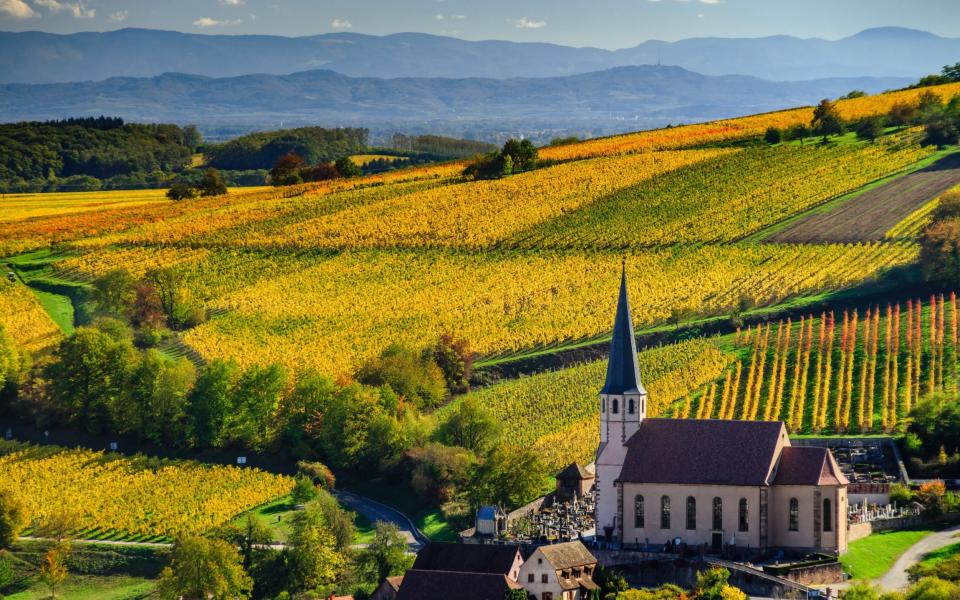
[601,262,645,396]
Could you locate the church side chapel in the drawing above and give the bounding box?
[595,265,848,554]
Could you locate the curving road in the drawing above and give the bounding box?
[874,524,960,590]
[334,490,428,550]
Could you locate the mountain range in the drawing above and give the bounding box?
[0,26,956,84]
[0,65,911,142]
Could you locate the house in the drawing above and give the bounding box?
[517,541,599,600]
[595,265,849,554]
[556,463,595,502]
[370,575,403,600]
[395,570,524,600]
[411,541,524,581]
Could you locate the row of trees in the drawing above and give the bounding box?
[463,138,541,180]
[205,127,369,171]
[268,153,362,186]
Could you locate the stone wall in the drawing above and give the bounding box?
[771,562,844,585]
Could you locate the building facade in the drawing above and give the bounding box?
[595,266,848,554]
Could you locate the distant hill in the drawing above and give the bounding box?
[0,27,956,84]
[0,65,912,141]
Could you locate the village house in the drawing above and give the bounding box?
[595,266,849,554]
[517,541,600,600]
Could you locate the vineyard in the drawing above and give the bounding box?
[0,440,293,540]
[0,278,62,353]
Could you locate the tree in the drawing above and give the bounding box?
[147,356,196,446]
[436,396,499,454]
[270,152,306,186]
[0,324,18,394]
[228,363,287,450]
[335,157,362,178]
[785,123,810,145]
[811,99,844,141]
[505,589,530,600]
[469,446,547,509]
[291,475,319,505]
[187,359,238,447]
[39,542,70,599]
[919,217,960,285]
[0,488,25,550]
[131,281,167,330]
[924,117,959,147]
[432,334,474,394]
[183,124,203,150]
[277,372,337,456]
[166,180,197,201]
[286,503,344,592]
[904,577,960,600]
[92,269,136,318]
[304,382,389,469]
[144,267,201,328]
[0,551,13,594]
[693,567,744,600]
[356,522,413,585]
[302,162,341,182]
[312,491,356,552]
[763,127,782,144]
[197,168,228,197]
[889,102,918,128]
[501,139,538,171]
[221,513,273,573]
[595,566,629,598]
[854,117,883,141]
[158,536,252,600]
[297,460,336,490]
[407,443,477,504]
[356,344,447,410]
[918,480,947,516]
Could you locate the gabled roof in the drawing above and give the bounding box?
[601,264,645,396]
[395,570,521,600]
[618,419,787,486]
[773,446,849,486]
[385,575,404,592]
[411,542,520,575]
[538,541,597,570]
[477,505,502,520]
[557,462,594,481]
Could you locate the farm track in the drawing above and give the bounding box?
[766,151,960,243]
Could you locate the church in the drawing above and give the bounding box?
[595,267,848,554]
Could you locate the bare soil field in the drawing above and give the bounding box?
[766,151,960,243]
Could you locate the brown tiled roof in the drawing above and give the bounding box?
[773,446,849,486]
[618,419,786,486]
[538,541,597,570]
[395,570,521,600]
[386,575,404,592]
[411,542,520,575]
[557,462,594,481]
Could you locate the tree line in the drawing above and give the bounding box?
[205,127,369,171]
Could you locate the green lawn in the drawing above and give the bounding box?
[29,287,75,334]
[4,574,157,600]
[841,529,934,579]
[916,540,960,570]
[233,494,376,545]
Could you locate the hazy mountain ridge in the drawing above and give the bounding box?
[0,26,956,84]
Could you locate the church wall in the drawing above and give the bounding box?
[619,483,763,549]
[769,485,847,553]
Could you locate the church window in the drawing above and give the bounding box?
[712,497,723,531]
[634,495,644,528]
[739,498,749,532]
[660,496,671,529]
[823,498,832,532]
[602,398,606,413]
[612,398,619,414]
[789,498,799,531]
[686,497,696,530]
[628,398,635,414]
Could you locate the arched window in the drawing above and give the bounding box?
[628,398,635,414]
[634,495,645,528]
[823,498,832,532]
[712,497,723,531]
[738,498,749,532]
[788,498,799,531]
[686,497,696,530]
[660,496,671,529]
[612,398,619,414]
[601,398,606,413]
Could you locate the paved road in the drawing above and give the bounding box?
[875,525,960,590]
[334,490,428,550]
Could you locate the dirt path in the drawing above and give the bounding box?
[875,525,960,590]
[767,151,960,243]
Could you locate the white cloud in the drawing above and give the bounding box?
[434,13,443,20]
[699,0,722,4]
[0,0,36,18]
[33,0,95,18]
[109,10,127,22]
[510,16,546,29]
[330,18,351,29]
[697,12,704,17]
[193,16,241,27]
[435,13,465,20]
[219,0,245,4]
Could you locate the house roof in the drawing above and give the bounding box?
[395,570,521,600]
[618,419,787,486]
[557,462,595,481]
[601,264,645,396]
[385,575,404,592]
[538,541,597,570]
[477,505,501,520]
[411,542,520,575]
[773,446,849,486]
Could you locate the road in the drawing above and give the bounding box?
[334,490,428,550]
[874,524,960,590]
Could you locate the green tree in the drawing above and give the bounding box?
[221,513,273,573]
[197,168,228,197]
[839,583,879,600]
[228,363,287,450]
[47,326,136,433]
[920,218,960,285]
[305,383,388,469]
[469,446,547,509]
[0,488,26,550]
[407,443,477,504]
[763,127,782,144]
[501,139,538,171]
[144,267,201,329]
[278,372,336,456]
[187,359,239,447]
[889,102,919,128]
[148,357,197,446]
[0,551,14,594]
[785,123,810,145]
[166,181,197,201]
[183,124,203,150]
[335,157,362,178]
[356,344,446,410]
[312,491,357,552]
[158,536,252,600]
[505,589,530,600]
[436,396,499,454]
[270,152,306,186]
[0,324,18,394]
[854,116,884,141]
[291,476,319,505]
[904,577,960,600]
[286,503,344,592]
[811,98,844,141]
[91,269,136,318]
[433,334,473,394]
[694,567,735,600]
[356,522,413,585]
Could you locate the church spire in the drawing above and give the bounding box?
[601,262,645,395]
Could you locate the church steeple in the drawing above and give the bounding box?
[601,262,645,396]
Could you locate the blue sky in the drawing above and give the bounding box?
[1,0,958,48]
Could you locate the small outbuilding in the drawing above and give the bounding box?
[556,462,595,501]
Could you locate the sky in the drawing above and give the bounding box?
[0,0,958,48]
